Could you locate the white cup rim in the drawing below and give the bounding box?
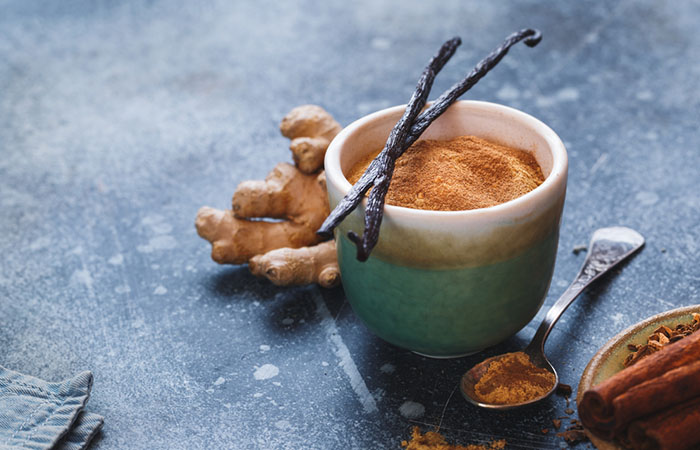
[324,100,568,220]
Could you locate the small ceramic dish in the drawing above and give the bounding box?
[577,304,700,450]
[324,100,568,358]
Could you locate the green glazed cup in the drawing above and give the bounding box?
[324,100,568,358]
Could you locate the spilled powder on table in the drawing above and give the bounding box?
[399,401,425,419]
[380,363,396,374]
[253,364,279,380]
[401,427,506,450]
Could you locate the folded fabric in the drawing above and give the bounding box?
[0,367,103,450]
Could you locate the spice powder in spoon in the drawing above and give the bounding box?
[473,351,556,404]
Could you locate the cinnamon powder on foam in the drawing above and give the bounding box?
[346,135,545,211]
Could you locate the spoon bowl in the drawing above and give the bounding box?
[460,227,645,410]
[461,351,558,410]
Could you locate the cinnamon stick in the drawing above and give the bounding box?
[609,359,700,436]
[626,396,700,450]
[579,330,700,439]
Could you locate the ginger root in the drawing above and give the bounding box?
[280,105,341,174]
[249,240,340,288]
[196,162,329,264]
[196,104,342,287]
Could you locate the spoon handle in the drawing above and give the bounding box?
[526,227,645,355]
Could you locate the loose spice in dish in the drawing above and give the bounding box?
[472,351,556,405]
[624,312,700,367]
[346,136,544,211]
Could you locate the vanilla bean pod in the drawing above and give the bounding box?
[319,29,542,261]
[352,29,542,260]
[317,37,461,239]
[408,29,541,144]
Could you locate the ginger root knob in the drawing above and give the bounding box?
[196,105,342,287]
[196,163,329,265]
[249,240,340,288]
[280,105,342,174]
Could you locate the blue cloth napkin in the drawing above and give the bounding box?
[0,367,103,450]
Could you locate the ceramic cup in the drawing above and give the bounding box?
[324,100,568,358]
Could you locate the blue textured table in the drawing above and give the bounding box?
[1,1,699,449]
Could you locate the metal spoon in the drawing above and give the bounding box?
[460,226,645,410]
